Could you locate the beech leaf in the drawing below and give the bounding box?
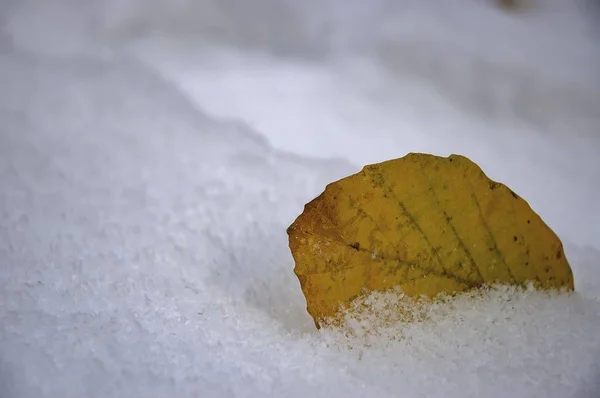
[287,153,574,328]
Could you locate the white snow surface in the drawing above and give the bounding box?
[1,1,599,397]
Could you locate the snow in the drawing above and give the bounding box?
[0,1,599,397]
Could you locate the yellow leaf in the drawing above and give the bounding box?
[287,153,574,328]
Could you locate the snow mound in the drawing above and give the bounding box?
[317,284,600,398]
[1,1,599,398]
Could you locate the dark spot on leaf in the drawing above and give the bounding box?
[556,250,562,260]
[513,236,518,242]
[350,242,360,251]
[509,189,519,199]
[372,173,385,187]
[489,181,500,190]
[544,266,551,273]
[525,262,529,266]
[527,220,531,224]
[449,158,453,162]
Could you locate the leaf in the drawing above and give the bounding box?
[287,153,574,328]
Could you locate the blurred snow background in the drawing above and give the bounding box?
[0,0,599,397]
